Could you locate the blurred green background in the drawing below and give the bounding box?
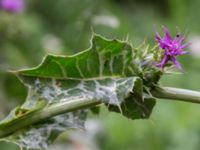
[1,0,200,150]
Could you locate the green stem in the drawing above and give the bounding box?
[1,86,200,138]
[152,87,200,104]
[0,98,101,138]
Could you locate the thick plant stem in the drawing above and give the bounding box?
[152,87,200,104]
[0,98,101,138]
[1,86,200,138]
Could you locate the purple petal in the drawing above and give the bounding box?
[178,35,185,45]
[155,32,162,42]
[157,55,169,69]
[171,57,182,69]
[163,27,172,42]
[180,43,189,49]
[173,33,181,43]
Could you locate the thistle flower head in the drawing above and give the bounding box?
[155,27,189,70]
[0,0,25,13]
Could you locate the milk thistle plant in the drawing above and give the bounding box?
[0,28,200,149]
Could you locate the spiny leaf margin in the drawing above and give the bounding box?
[0,33,160,149]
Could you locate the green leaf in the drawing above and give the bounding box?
[3,111,87,150]
[0,34,160,149]
[108,78,156,119]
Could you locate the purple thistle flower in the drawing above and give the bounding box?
[155,27,189,70]
[0,0,25,13]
